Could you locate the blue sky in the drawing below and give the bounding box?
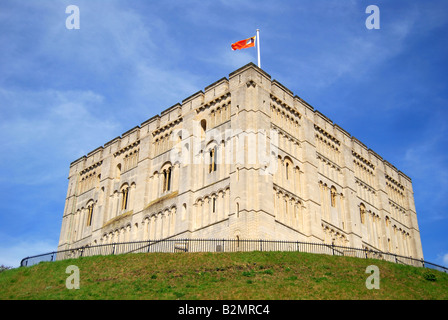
[0,0,447,268]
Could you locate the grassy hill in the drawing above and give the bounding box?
[1,251,447,300]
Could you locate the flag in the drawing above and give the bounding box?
[231,36,256,51]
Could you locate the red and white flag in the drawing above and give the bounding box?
[231,36,256,51]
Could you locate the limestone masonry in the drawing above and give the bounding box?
[58,63,423,259]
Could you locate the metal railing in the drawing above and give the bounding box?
[20,238,448,273]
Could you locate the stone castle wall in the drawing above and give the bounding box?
[58,63,423,260]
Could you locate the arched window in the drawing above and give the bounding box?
[167,167,172,191]
[283,157,293,181]
[209,147,217,173]
[121,186,129,211]
[162,167,172,192]
[86,203,94,226]
[160,163,173,193]
[162,170,167,192]
[360,203,366,224]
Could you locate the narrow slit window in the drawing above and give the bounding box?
[87,204,94,226]
[122,188,129,210]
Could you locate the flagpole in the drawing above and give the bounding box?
[256,29,261,68]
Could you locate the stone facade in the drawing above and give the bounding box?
[58,63,424,260]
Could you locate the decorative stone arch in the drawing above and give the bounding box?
[169,204,177,213]
[111,228,118,243]
[293,164,301,177]
[124,223,132,242]
[142,214,151,224]
[193,195,203,206]
[169,205,177,234]
[119,182,129,191]
[200,119,207,138]
[149,210,158,219]
[149,169,160,199]
[216,187,225,196]
[233,229,242,249]
[115,163,122,180]
[143,214,153,240]
[333,231,341,245]
[160,161,172,172]
[277,154,283,162]
[128,181,136,209]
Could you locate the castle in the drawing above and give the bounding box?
[57,63,424,260]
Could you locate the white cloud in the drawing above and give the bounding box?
[0,88,119,185]
[275,1,448,94]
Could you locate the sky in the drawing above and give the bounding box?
[0,0,447,268]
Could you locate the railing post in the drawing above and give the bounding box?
[21,257,29,267]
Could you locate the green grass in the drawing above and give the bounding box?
[1,251,447,300]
